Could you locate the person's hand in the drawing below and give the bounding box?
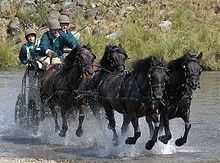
[46,49,56,58]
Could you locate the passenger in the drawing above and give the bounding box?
[19,29,40,65]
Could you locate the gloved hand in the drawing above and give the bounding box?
[46,49,57,57]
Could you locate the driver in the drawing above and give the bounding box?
[39,19,79,66]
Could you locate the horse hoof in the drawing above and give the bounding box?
[125,137,136,144]
[175,137,186,146]
[145,140,155,150]
[76,128,83,137]
[59,130,66,137]
[159,135,171,144]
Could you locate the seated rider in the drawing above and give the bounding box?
[19,29,40,66]
[39,18,79,66]
[59,14,80,48]
[19,28,41,110]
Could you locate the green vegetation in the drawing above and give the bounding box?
[1,0,220,70]
[0,40,19,70]
[81,0,220,70]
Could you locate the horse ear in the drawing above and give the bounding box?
[197,52,203,61]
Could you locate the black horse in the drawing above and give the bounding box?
[83,44,128,119]
[98,56,168,150]
[146,51,203,146]
[40,44,96,137]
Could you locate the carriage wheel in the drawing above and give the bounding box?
[27,99,40,134]
[15,94,26,126]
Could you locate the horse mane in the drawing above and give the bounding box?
[100,44,127,69]
[62,44,93,70]
[132,56,166,73]
[62,45,80,68]
[168,51,198,71]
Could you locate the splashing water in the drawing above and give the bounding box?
[0,71,220,162]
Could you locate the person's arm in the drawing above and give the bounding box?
[60,31,80,48]
[19,45,28,64]
[39,32,51,56]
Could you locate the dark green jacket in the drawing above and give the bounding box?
[19,41,40,64]
[60,30,80,46]
[39,31,79,57]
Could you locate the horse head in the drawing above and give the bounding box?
[100,44,128,72]
[181,51,203,90]
[133,56,168,108]
[63,44,96,79]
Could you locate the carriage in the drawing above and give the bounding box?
[14,48,78,134]
[14,60,46,134]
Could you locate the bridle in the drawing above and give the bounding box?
[182,59,202,90]
[76,48,95,80]
[135,65,168,106]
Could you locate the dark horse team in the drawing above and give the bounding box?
[16,21,202,150]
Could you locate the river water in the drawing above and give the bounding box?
[0,71,220,163]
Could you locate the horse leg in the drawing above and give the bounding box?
[104,103,118,145]
[145,116,154,139]
[48,102,60,132]
[121,114,130,136]
[158,113,172,144]
[89,97,101,121]
[125,116,141,144]
[145,113,160,150]
[76,104,86,137]
[175,113,191,146]
[59,107,68,137]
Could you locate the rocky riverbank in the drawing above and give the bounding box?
[1,0,220,70]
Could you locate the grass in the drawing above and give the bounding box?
[1,0,220,70]
[0,40,19,70]
[79,0,220,70]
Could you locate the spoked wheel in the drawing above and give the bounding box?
[15,94,27,127]
[27,99,41,135]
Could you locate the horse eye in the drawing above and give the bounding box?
[182,65,186,69]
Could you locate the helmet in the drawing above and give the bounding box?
[25,29,36,39]
[48,19,61,30]
[59,15,70,24]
